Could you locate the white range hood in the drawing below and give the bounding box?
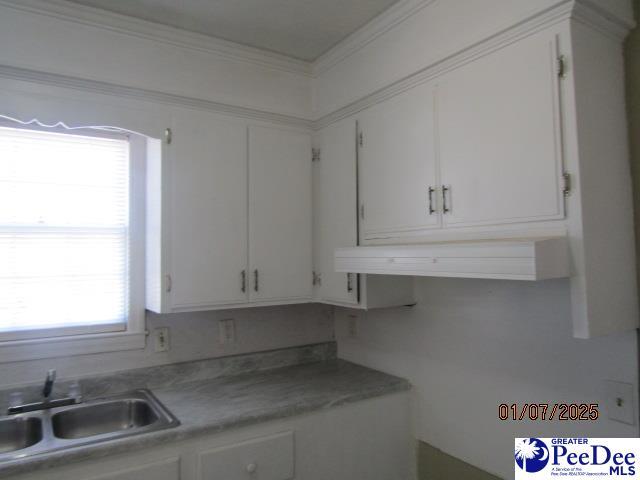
[335,237,569,281]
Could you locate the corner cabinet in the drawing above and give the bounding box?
[312,118,415,309]
[147,110,312,314]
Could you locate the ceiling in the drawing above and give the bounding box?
[65,0,401,61]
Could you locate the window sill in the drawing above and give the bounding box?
[0,331,146,363]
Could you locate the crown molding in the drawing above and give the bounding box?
[0,64,313,129]
[313,0,635,129]
[572,0,636,41]
[0,0,312,77]
[312,0,436,76]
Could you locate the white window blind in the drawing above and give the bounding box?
[0,125,130,339]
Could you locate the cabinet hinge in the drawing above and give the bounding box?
[562,172,571,197]
[358,132,364,147]
[164,128,172,145]
[557,55,567,79]
[312,271,322,286]
[312,148,321,162]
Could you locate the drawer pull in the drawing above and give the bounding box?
[246,462,257,473]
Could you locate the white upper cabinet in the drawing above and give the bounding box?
[358,80,439,241]
[314,118,359,305]
[356,28,567,243]
[147,117,314,313]
[437,29,565,228]
[170,110,249,310]
[312,119,415,309]
[249,126,312,303]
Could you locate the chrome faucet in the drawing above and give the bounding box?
[7,370,82,415]
[43,369,56,400]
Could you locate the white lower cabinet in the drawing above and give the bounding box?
[198,431,294,480]
[86,458,181,480]
[13,393,412,480]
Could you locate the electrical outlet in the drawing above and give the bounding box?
[154,327,170,352]
[347,314,358,340]
[219,319,236,345]
[605,380,635,425]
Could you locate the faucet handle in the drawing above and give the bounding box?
[68,382,82,403]
[46,369,56,382]
[8,392,23,409]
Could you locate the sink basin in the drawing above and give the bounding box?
[0,390,178,464]
[0,417,42,454]
[52,399,159,439]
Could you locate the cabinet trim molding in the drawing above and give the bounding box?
[0,64,313,130]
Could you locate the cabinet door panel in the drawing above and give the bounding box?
[249,126,312,302]
[88,458,180,480]
[171,111,248,308]
[316,119,359,305]
[359,80,439,240]
[438,30,564,228]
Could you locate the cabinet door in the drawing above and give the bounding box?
[315,118,359,305]
[437,29,564,228]
[171,110,248,309]
[249,126,312,302]
[358,80,439,240]
[87,458,180,480]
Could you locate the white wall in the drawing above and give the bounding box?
[336,278,638,478]
[0,304,333,390]
[0,1,312,119]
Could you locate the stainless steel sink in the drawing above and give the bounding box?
[0,417,43,454]
[0,390,179,463]
[53,399,160,439]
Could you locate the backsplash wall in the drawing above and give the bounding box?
[0,304,333,390]
[336,277,638,479]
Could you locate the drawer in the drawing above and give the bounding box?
[198,431,294,480]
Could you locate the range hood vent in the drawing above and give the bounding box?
[335,238,569,281]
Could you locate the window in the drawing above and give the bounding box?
[0,124,145,357]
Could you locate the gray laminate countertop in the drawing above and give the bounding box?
[0,352,409,477]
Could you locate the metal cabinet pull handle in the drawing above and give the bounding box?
[241,270,246,293]
[254,269,259,292]
[428,186,436,215]
[442,185,451,214]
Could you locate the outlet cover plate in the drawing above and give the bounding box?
[604,380,635,425]
[219,318,236,344]
[154,327,170,353]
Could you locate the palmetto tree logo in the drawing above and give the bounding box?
[515,438,550,473]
